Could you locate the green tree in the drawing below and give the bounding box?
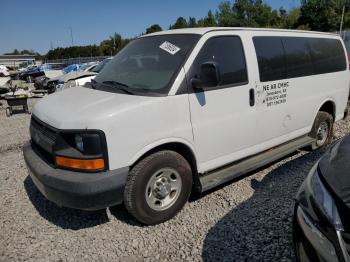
[286,7,301,29]
[188,17,198,27]
[170,17,188,29]
[232,0,278,27]
[110,33,122,54]
[216,1,238,26]
[99,40,113,56]
[216,0,281,28]
[202,10,217,27]
[298,0,349,31]
[145,24,162,34]
[275,7,301,29]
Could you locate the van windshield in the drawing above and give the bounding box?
[94,34,199,96]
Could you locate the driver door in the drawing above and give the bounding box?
[187,34,257,172]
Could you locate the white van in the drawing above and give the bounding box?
[23,28,350,224]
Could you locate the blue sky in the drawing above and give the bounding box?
[0,0,299,55]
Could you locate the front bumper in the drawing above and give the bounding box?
[23,142,129,211]
[294,205,350,262]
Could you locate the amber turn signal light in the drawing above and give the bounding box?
[55,156,105,171]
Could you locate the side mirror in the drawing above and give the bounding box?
[191,61,220,89]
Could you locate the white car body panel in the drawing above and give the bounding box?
[0,76,10,87]
[32,28,350,173]
[33,87,193,170]
[44,70,64,79]
[0,65,10,76]
[76,75,95,86]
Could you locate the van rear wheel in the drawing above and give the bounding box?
[123,150,192,225]
[310,111,333,150]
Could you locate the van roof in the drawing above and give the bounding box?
[142,27,339,37]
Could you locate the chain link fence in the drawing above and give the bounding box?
[44,56,111,65]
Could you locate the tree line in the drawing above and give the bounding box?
[6,0,350,60]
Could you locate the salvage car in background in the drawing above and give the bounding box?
[0,65,10,76]
[54,58,111,92]
[19,63,65,82]
[34,62,99,93]
[293,135,350,262]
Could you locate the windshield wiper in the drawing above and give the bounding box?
[102,80,136,95]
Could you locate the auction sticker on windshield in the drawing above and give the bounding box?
[159,41,181,55]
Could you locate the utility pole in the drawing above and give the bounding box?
[340,5,345,37]
[69,27,74,46]
[113,35,116,55]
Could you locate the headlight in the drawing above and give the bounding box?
[56,82,64,91]
[54,131,107,171]
[75,134,84,152]
[64,80,77,89]
[309,165,343,230]
[74,133,102,154]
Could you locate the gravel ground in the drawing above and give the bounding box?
[0,99,349,261]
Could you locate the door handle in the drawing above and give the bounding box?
[249,88,255,106]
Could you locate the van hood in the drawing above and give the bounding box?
[32,86,156,129]
[319,135,350,209]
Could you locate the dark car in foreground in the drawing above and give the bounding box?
[293,135,350,262]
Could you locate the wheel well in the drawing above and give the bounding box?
[132,142,198,175]
[319,101,335,119]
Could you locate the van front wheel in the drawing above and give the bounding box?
[310,111,333,150]
[123,150,192,225]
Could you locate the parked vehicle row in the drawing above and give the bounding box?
[33,62,92,92]
[53,58,111,93]
[30,60,111,94]
[19,63,66,82]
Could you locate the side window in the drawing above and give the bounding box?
[192,36,248,86]
[308,38,347,74]
[253,37,286,82]
[282,37,314,78]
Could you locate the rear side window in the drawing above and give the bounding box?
[253,37,286,82]
[254,36,346,82]
[192,36,248,86]
[308,38,347,74]
[282,37,314,78]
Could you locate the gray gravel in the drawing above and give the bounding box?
[0,94,37,154]
[0,98,349,261]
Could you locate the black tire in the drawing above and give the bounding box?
[124,150,192,225]
[309,111,333,150]
[26,76,32,83]
[5,107,12,117]
[24,105,30,114]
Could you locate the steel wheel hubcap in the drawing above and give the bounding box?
[145,168,182,211]
[316,122,329,146]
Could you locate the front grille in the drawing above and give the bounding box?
[30,116,58,154]
[341,231,350,256]
[31,141,55,167]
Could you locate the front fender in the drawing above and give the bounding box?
[127,137,197,167]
